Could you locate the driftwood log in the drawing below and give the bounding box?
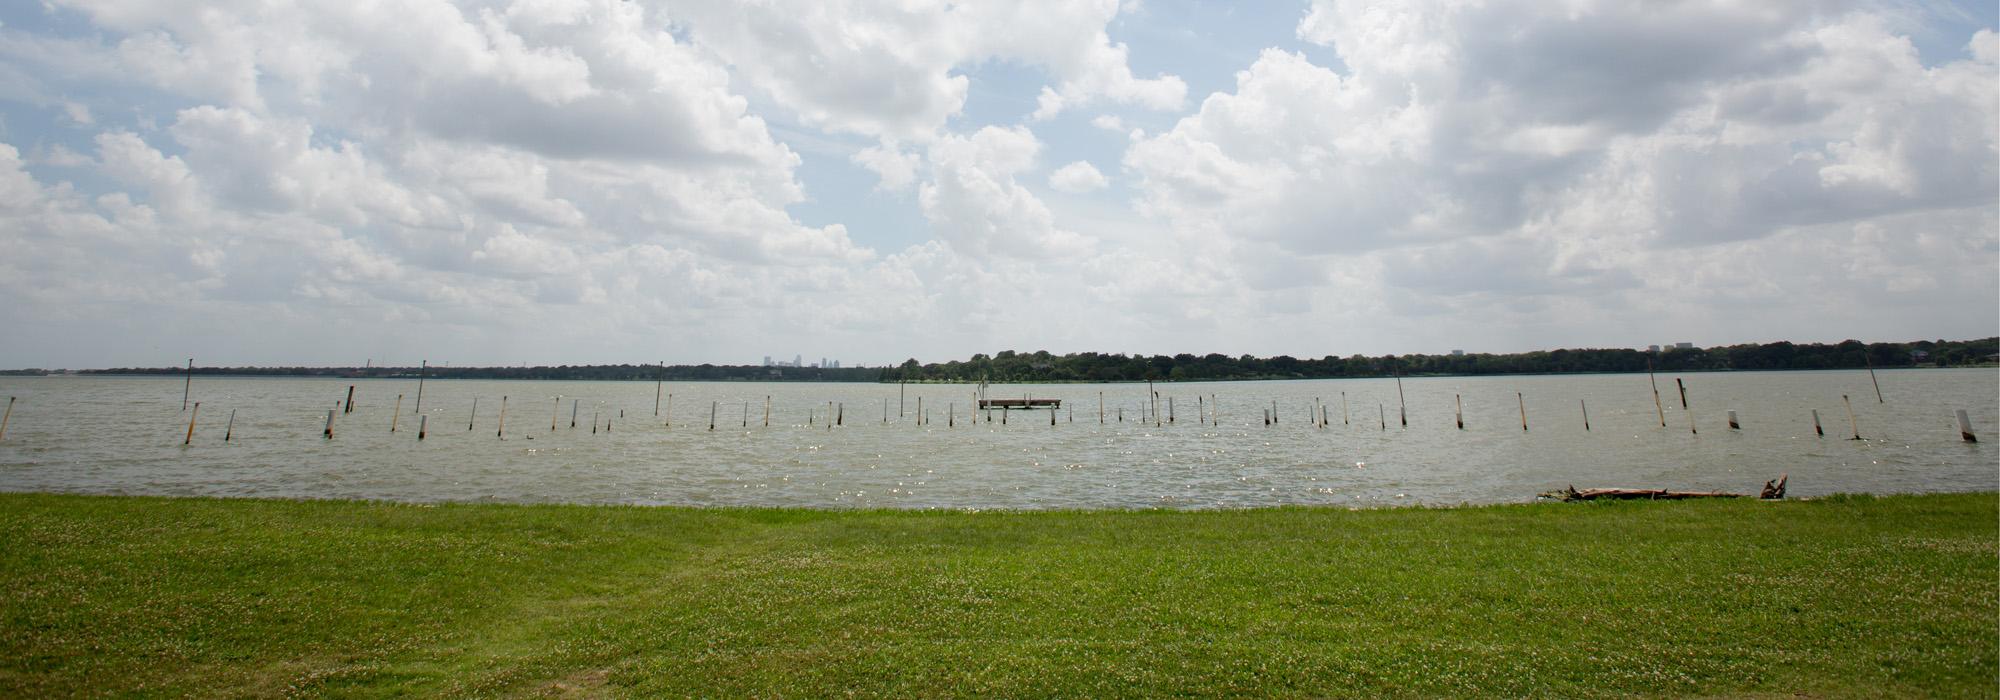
[1543,474,1787,502]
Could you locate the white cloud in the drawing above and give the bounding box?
[1049,161,1109,193]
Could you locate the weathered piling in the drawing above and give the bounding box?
[1812,408,1824,436]
[665,394,673,427]
[182,358,193,411]
[1067,402,1072,422]
[1727,410,1740,430]
[743,402,750,428]
[468,398,477,431]
[593,409,600,434]
[1865,353,1883,403]
[655,362,665,416]
[1099,392,1105,424]
[1117,407,1123,422]
[1395,370,1407,427]
[1580,399,1590,431]
[1842,394,1861,440]
[1675,378,1688,409]
[1378,403,1385,431]
[344,385,355,414]
[552,396,562,432]
[572,399,580,429]
[1455,394,1464,430]
[1263,409,1270,426]
[418,414,428,440]
[497,396,508,438]
[765,396,771,427]
[837,403,844,427]
[917,397,924,426]
[949,403,955,427]
[391,394,403,432]
[709,401,717,431]
[0,396,14,441]
[1050,404,1056,426]
[415,360,427,414]
[325,409,336,439]
[1271,400,1278,425]
[1168,397,1175,424]
[1957,409,1977,442]
[184,402,200,445]
[1647,358,1665,427]
[224,409,236,441]
[1342,392,1350,425]
[1517,393,1527,431]
[900,380,906,417]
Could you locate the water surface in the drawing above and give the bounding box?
[0,370,1992,508]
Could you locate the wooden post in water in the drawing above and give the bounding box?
[1687,402,1697,435]
[1865,353,1883,404]
[1675,378,1688,409]
[1051,404,1056,426]
[665,395,673,428]
[1271,400,1278,425]
[1168,397,1175,424]
[344,385,355,414]
[1517,393,1527,432]
[1842,395,1861,440]
[765,396,771,427]
[837,403,844,427]
[744,402,750,428]
[418,414,427,440]
[1395,370,1407,427]
[1342,392,1349,425]
[1378,403,1385,431]
[325,409,336,439]
[468,398,477,431]
[415,360,426,415]
[1812,409,1824,436]
[497,396,507,438]
[182,358,193,411]
[184,402,200,445]
[1580,400,1590,431]
[552,396,562,432]
[884,398,889,424]
[949,403,955,427]
[1455,394,1464,430]
[1198,395,1206,426]
[1117,407,1122,422]
[224,409,236,441]
[900,380,906,417]
[655,362,665,416]
[592,408,599,434]
[709,401,717,431]
[391,394,403,432]
[1647,358,1665,427]
[1727,410,1740,430]
[917,397,923,426]
[1956,409,1977,442]
[1,396,15,441]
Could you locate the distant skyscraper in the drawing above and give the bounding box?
[795,354,802,367]
[763,356,772,367]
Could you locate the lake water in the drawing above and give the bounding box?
[0,370,1993,509]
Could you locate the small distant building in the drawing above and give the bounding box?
[763,355,772,367]
[1450,350,1464,356]
[1674,342,1694,350]
[1647,345,1661,353]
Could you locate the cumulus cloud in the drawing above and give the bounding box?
[0,0,1990,367]
[1049,161,1109,193]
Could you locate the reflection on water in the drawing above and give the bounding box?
[0,370,1993,508]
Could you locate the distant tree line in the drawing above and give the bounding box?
[879,337,1998,382]
[48,337,2000,382]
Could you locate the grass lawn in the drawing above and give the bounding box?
[0,492,1993,698]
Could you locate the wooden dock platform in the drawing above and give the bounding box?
[979,398,1060,409]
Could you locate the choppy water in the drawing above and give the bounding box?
[0,370,1993,508]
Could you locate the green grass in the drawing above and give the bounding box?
[1,493,1993,698]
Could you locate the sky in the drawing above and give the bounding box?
[0,0,1995,369]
